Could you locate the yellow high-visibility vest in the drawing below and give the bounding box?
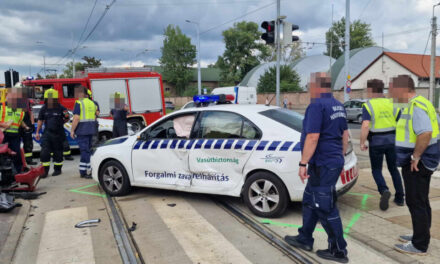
[396,95,439,148]
[363,98,398,133]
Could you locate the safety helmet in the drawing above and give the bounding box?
[44,88,59,99]
[114,92,125,98]
[87,89,92,97]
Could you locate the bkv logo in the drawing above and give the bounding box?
[261,154,283,164]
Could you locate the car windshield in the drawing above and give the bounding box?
[259,108,303,132]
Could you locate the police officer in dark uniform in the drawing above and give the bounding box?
[19,87,37,165]
[284,73,349,263]
[35,88,70,177]
[110,92,128,138]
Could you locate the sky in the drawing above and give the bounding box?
[0,0,438,82]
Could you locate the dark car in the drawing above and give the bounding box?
[165,101,175,110]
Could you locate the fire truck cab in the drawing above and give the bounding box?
[23,67,166,132]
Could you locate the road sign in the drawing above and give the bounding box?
[347,87,351,93]
[346,80,352,87]
[347,74,351,80]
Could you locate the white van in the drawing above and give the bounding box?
[211,86,257,105]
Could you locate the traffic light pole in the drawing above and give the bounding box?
[275,0,280,106]
[343,0,350,102]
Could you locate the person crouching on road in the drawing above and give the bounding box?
[284,72,350,263]
[110,92,128,138]
[390,75,439,256]
[35,88,70,177]
[1,87,30,173]
[70,85,98,179]
[360,79,404,210]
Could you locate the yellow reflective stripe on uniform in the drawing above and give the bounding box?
[63,151,71,155]
[54,162,63,166]
[2,107,24,133]
[24,152,33,157]
[42,162,51,166]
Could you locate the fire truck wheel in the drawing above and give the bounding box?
[128,119,143,133]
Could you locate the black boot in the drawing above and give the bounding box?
[42,166,50,178]
[52,165,62,176]
[316,249,349,263]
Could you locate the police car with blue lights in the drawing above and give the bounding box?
[91,95,358,217]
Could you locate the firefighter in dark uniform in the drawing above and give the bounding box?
[110,92,128,138]
[284,73,350,263]
[35,88,70,177]
[19,87,37,165]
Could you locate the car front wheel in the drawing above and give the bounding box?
[243,172,288,218]
[98,160,131,196]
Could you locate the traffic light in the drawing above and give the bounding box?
[261,21,275,44]
[4,70,11,88]
[12,71,19,86]
[282,22,300,45]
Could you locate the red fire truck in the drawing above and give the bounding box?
[23,67,166,132]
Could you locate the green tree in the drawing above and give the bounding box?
[82,56,101,69]
[159,25,196,96]
[216,21,270,85]
[59,61,84,78]
[325,18,375,59]
[266,42,305,63]
[257,65,301,93]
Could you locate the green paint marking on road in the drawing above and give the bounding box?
[361,194,369,210]
[347,192,374,197]
[260,219,326,233]
[69,183,107,198]
[344,212,361,235]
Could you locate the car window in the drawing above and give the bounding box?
[197,111,260,139]
[343,102,351,108]
[259,108,303,132]
[146,113,196,139]
[63,83,80,98]
[353,101,364,108]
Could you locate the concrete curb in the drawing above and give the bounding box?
[349,230,422,264]
[0,200,31,264]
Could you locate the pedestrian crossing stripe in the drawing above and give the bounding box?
[133,139,301,152]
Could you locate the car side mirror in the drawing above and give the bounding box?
[138,131,149,141]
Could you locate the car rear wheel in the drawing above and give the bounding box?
[243,172,288,218]
[99,160,131,196]
[357,115,363,123]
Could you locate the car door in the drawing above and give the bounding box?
[344,101,354,120]
[131,112,198,187]
[188,111,261,192]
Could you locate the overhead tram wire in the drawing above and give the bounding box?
[421,30,431,77]
[200,1,276,35]
[76,0,99,46]
[51,0,116,68]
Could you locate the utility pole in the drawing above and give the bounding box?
[275,0,281,106]
[430,3,440,105]
[43,55,46,78]
[344,0,350,102]
[185,20,201,95]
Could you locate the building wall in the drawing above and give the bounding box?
[351,55,422,90]
[167,88,429,109]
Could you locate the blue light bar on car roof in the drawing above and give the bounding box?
[193,94,235,104]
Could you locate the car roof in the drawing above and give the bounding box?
[175,104,281,115]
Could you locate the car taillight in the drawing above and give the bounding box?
[340,167,357,184]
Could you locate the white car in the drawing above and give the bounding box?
[91,104,358,217]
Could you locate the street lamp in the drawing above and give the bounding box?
[36,41,46,77]
[186,19,201,95]
[430,2,440,104]
[71,46,87,78]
